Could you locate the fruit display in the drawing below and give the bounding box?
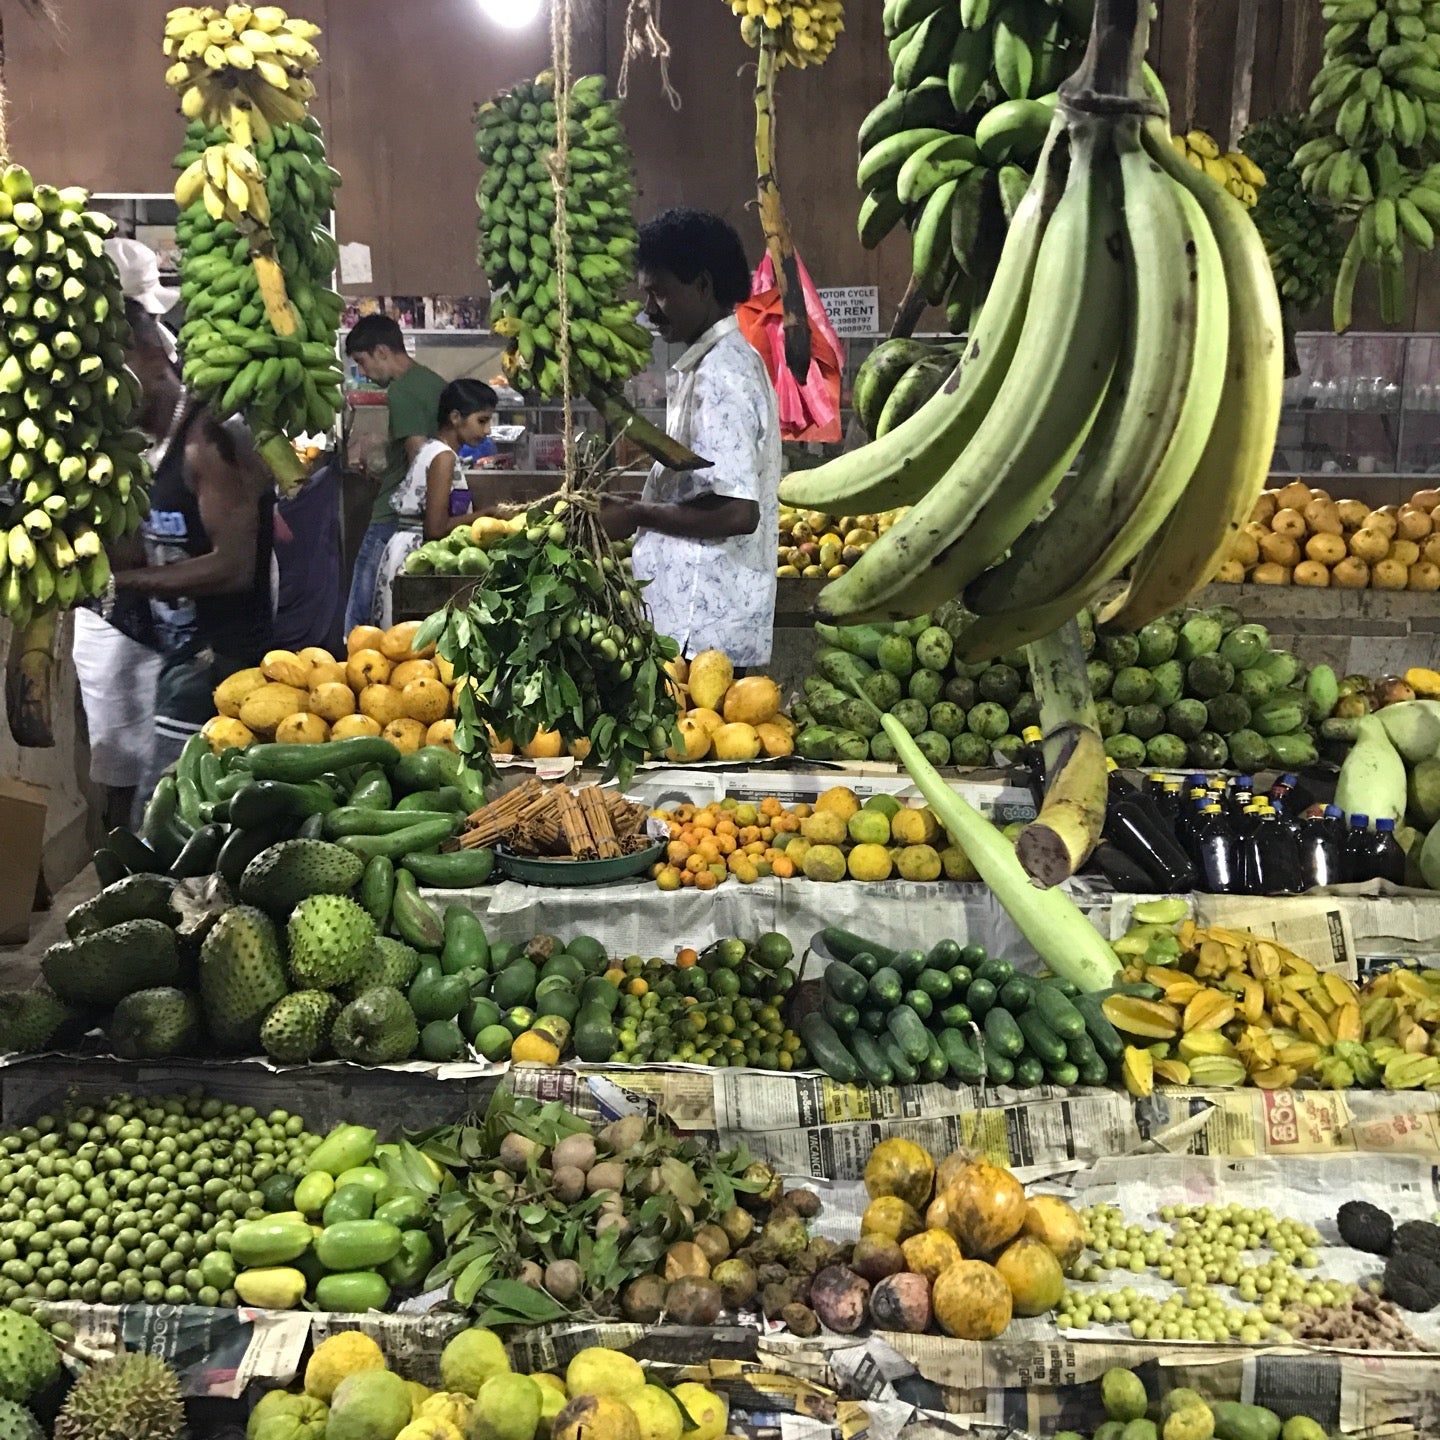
[476,74,651,400]
[666,649,796,763]
[1104,905,1370,1092]
[849,340,966,440]
[803,925,1122,1088]
[402,512,524,578]
[164,5,344,488]
[1300,0,1440,329]
[419,1093,782,1323]
[1218,480,1440,588]
[727,0,844,68]
[775,503,902,579]
[1059,1366,1332,1439]
[256,1332,732,1440]
[649,788,977,889]
[0,164,149,632]
[792,0,1284,659]
[460,779,651,860]
[856,0,1093,329]
[419,495,681,784]
[1171,128,1264,207]
[799,608,1321,773]
[55,1351,185,1440]
[834,1140,1079,1338]
[1242,115,1349,314]
[205,622,466,752]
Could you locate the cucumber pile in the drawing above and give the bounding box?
[802,925,1122,1089]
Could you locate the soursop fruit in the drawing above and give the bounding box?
[0,1308,59,1404]
[41,919,180,1006]
[54,1351,183,1440]
[331,985,419,1065]
[108,987,203,1059]
[0,1399,43,1440]
[260,990,339,1064]
[342,936,421,1001]
[287,894,375,988]
[239,840,365,915]
[65,873,177,939]
[199,906,290,1052]
[0,988,73,1053]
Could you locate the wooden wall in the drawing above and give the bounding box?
[0,0,1432,326]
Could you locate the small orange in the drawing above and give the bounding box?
[627,978,648,997]
[656,868,681,892]
[694,869,718,891]
[772,856,796,879]
[603,967,626,986]
[677,948,698,967]
[667,841,691,865]
[680,871,695,887]
[685,854,706,874]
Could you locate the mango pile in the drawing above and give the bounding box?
[776,504,901,579]
[666,648,797,763]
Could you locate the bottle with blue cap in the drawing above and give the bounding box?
[1342,813,1372,883]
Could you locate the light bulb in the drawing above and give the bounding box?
[479,0,544,27]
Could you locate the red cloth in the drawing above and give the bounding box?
[737,251,843,443]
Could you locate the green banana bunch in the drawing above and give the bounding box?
[857,0,1093,327]
[851,336,967,437]
[476,74,650,399]
[1302,0,1440,327]
[0,163,149,630]
[782,12,1285,659]
[1241,115,1348,313]
[172,110,344,474]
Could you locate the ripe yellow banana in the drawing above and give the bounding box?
[814,114,1127,623]
[1186,128,1219,158]
[174,157,207,209]
[1101,119,1284,630]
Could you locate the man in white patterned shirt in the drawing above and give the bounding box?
[602,209,781,667]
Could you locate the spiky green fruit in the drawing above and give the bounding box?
[0,988,71,1052]
[54,1352,183,1440]
[108,987,202,1059]
[341,936,421,1001]
[238,840,365,915]
[198,906,289,1053]
[260,990,338,1064]
[0,1399,44,1440]
[287,894,375,989]
[0,1309,59,1405]
[331,986,419,1065]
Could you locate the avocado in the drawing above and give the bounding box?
[1104,733,1146,768]
[1187,731,1230,768]
[1124,703,1165,741]
[949,732,988,766]
[1136,619,1178,667]
[1165,698,1208,741]
[1144,733,1188,769]
[1111,667,1156,707]
[1149,659,1184,707]
[491,958,538,1010]
[1176,614,1223,660]
[1219,623,1270,671]
[1205,693,1252,735]
[977,663,1022,708]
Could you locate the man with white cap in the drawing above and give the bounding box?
[69,239,176,828]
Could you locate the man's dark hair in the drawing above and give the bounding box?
[345,314,406,357]
[638,208,752,308]
[438,378,498,424]
[124,298,168,353]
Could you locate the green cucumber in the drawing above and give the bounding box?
[983,1005,1025,1059]
[891,948,926,982]
[825,961,869,1006]
[880,1032,918,1084]
[938,1001,972,1028]
[915,967,953,1001]
[1111,980,1165,1001]
[903,989,933,1021]
[947,964,974,992]
[1077,1054,1111,1087]
[976,956,1015,986]
[849,951,881,978]
[1016,1008,1066,1067]
[920,1030,949,1082]
[999,975,1036,1012]
[821,993,859,1032]
[1033,982,1087,1040]
[1014,1055,1046,1088]
[401,848,496,887]
[799,1013,860,1083]
[359,855,395,928]
[336,816,459,862]
[848,1030,894,1086]
[965,976,997,1016]
[1046,1059,1080,1087]
[169,822,226,879]
[821,926,898,968]
[347,768,394,810]
[860,1008,889,1035]
[923,938,963,970]
[396,785,465,813]
[229,780,336,830]
[1065,1030,1100,1067]
[391,868,444,951]
[297,813,326,839]
[886,1004,930,1063]
[938,1028,985,1083]
[1072,991,1125,1061]
[868,966,904,1007]
[959,943,987,966]
[324,807,457,838]
[977,1035,1013,1084]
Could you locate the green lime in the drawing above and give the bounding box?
[474,1025,513,1061]
[755,933,794,969]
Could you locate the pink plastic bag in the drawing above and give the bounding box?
[737,252,844,443]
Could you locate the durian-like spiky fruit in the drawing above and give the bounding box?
[54,1352,183,1440]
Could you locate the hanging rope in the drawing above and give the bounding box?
[617,0,681,109]
[547,0,577,488]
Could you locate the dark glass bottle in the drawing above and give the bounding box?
[1297,807,1343,889]
[1103,776,1197,891]
[1370,818,1406,885]
[1342,813,1372,883]
[1192,804,1238,894]
[1255,805,1306,895]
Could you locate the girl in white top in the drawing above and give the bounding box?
[373,379,497,626]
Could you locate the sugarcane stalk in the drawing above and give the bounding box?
[6,611,58,747]
[754,34,811,384]
[1016,620,1107,887]
[586,385,709,471]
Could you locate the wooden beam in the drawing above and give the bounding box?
[1227,0,1259,148]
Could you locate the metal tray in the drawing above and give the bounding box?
[495,841,664,888]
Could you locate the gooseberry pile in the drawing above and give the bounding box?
[0,1089,320,1310]
[1055,1202,1350,1344]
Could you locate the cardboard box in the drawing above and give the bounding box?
[0,777,47,943]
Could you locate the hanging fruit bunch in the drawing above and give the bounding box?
[856,0,1094,333]
[163,4,343,488]
[476,74,650,403]
[782,0,1285,659]
[1242,115,1348,317]
[1299,0,1440,328]
[1171,128,1264,208]
[0,168,148,634]
[728,0,845,68]
[416,472,681,785]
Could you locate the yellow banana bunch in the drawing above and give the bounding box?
[164,3,321,131]
[729,0,845,67]
[1171,129,1265,208]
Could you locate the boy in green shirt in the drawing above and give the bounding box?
[343,315,447,631]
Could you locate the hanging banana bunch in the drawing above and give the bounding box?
[729,0,845,68]
[0,163,149,667]
[781,0,1285,662]
[164,4,343,488]
[1171,128,1265,208]
[1299,0,1440,329]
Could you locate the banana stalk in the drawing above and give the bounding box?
[585,386,709,473]
[1016,619,1107,887]
[5,611,58,748]
[256,430,307,493]
[754,33,811,384]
